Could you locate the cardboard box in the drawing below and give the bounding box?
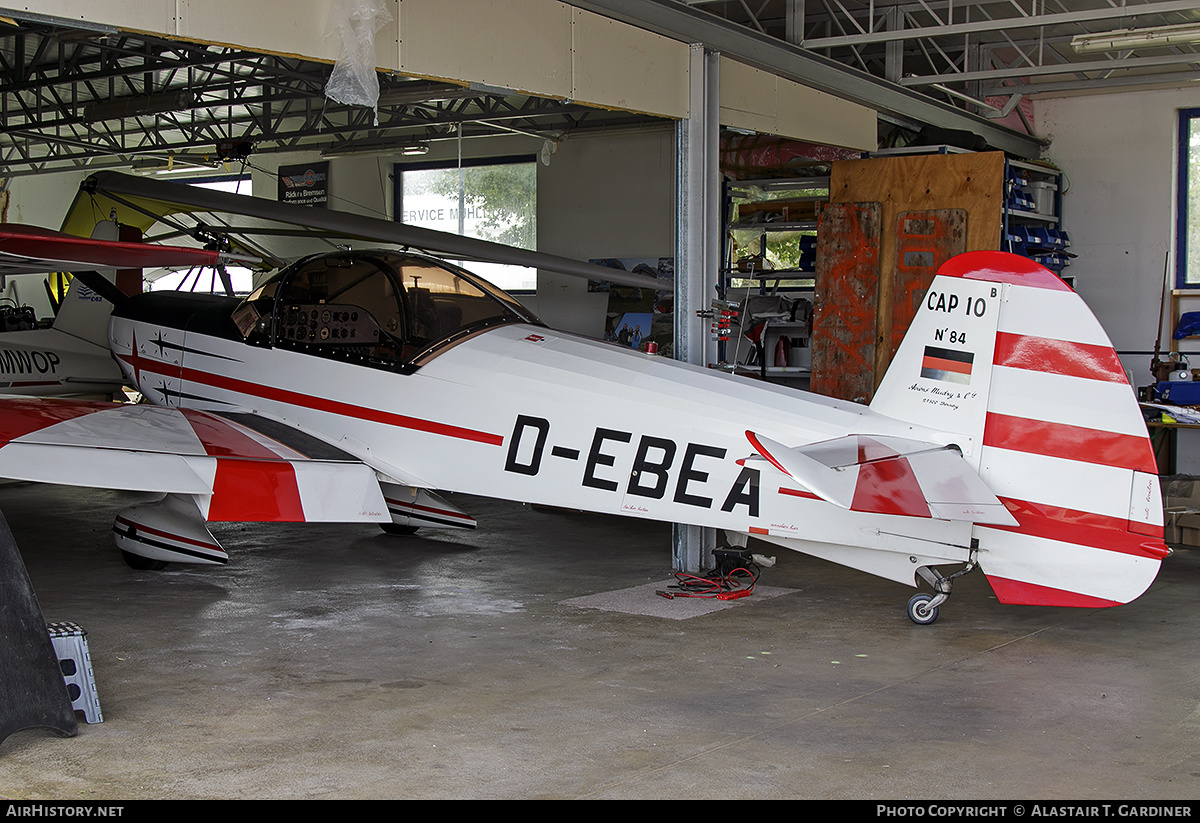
[1161,476,1200,546]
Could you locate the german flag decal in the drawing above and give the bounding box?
[921,346,973,384]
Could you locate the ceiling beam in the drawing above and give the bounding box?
[902,50,1200,85]
[982,69,1200,96]
[802,0,1200,48]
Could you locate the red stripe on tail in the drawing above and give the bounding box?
[983,413,1157,473]
[994,333,1128,384]
[986,574,1123,607]
[991,497,1169,559]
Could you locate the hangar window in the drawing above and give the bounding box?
[1177,108,1200,287]
[395,156,537,292]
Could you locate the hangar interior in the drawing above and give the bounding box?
[2,0,1200,801]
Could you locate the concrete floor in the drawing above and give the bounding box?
[0,482,1198,800]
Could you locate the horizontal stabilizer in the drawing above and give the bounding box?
[745,431,1016,526]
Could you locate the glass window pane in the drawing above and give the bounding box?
[1186,116,1200,286]
[398,160,537,292]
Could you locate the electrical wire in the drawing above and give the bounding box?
[657,564,759,601]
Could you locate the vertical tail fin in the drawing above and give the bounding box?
[50,273,123,347]
[51,220,135,347]
[871,251,1167,607]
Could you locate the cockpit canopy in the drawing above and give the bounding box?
[233,250,540,370]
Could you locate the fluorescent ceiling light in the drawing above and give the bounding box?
[320,141,428,158]
[1071,23,1200,54]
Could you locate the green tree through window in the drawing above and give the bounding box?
[1177,109,1200,287]
[397,157,537,291]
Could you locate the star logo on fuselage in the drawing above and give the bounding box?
[114,330,169,389]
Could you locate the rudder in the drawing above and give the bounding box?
[871,251,1167,607]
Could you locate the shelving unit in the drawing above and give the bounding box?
[718,154,1073,399]
[724,175,828,289]
[870,150,1072,279]
[1169,290,1200,357]
[719,175,826,385]
[1003,158,1072,279]
[754,319,811,377]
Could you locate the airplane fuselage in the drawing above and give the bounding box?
[108,295,976,583]
[96,247,1166,609]
[0,235,1166,616]
[0,328,122,397]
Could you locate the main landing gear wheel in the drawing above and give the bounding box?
[380,524,420,536]
[906,593,939,625]
[121,550,168,571]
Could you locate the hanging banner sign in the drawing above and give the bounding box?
[278,162,329,208]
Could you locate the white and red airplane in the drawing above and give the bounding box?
[0,225,1168,623]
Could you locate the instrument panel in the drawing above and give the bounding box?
[278,303,383,344]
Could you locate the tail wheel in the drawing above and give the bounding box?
[121,550,168,571]
[907,593,939,625]
[380,524,420,536]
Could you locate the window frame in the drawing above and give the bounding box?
[1176,107,1200,289]
[393,155,538,294]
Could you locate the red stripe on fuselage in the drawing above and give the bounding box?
[123,343,503,447]
[983,413,1157,473]
[778,486,820,500]
[994,333,1128,383]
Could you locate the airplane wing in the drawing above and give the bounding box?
[0,397,389,524]
[68,172,662,290]
[745,430,1018,526]
[0,224,227,277]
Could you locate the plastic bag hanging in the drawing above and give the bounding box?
[324,0,393,126]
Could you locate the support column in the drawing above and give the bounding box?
[673,44,720,574]
[884,7,903,84]
[785,0,805,45]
